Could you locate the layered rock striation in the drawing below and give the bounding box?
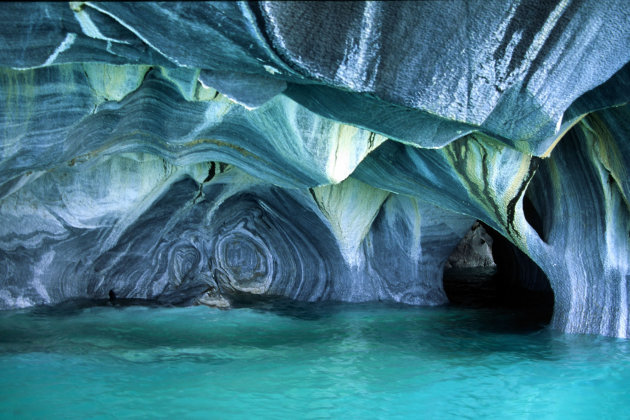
[0,2,628,337]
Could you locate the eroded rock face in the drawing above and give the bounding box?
[0,2,628,337]
[446,222,496,270]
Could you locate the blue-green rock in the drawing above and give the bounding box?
[0,1,628,338]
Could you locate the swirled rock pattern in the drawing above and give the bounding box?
[0,2,629,337]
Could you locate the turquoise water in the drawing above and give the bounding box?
[1,300,629,419]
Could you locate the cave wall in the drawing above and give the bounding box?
[0,2,629,337]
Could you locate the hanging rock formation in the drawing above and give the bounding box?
[0,2,628,337]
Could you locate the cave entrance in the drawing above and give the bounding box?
[443,221,554,326]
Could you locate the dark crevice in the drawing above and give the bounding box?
[523,194,545,241]
[308,187,319,208]
[443,221,554,327]
[505,157,540,239]
[523,156,552,244]
[203,162,216,183]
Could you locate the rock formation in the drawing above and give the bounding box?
[445,222,496,270]
[0,2,628,337]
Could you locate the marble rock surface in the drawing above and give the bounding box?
[0,2,628,337]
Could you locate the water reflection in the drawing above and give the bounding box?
[0,300,629,418]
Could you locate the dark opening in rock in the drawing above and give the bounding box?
[443,221,554,326]
[523,194,545,241]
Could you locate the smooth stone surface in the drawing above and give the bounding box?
[0,2,628,338]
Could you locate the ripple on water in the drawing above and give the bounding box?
[0,301,629,419]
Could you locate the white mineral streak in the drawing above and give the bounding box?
[405,199,422,264]
[99,157,183,254]
[263,65,280,75]
[43,33,77,67]
[237,1,291,76]
[599,148,630,338]
[85,2,186,67]
[55,154,173,229]
[567,263,589,334]
[334,1,381,91]
[32,251,54,304]
[73,8,129,44]
[261,2,326,79]
[0,192,69,250]
[196,80,219,101]
[495,30,524,92]
[619,273,628,338]
[521,0,570,112]
[0,170,45,201]
[469,1,569,124]
[312,178,389,268]
[556,115,563,133]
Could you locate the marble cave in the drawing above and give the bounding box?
[1,1,629,338]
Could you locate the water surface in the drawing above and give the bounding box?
[0,300,628,419]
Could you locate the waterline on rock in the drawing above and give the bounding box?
[0,302,628,418]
